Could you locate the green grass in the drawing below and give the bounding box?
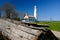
[36,21,60,31]
[48,21,60,31]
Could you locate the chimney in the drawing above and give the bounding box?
[34,5,37,19]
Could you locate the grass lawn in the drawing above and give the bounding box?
[36,21,60,31]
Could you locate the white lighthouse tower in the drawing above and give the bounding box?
[34,5,37,19]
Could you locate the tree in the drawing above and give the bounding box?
[10,10,20,21]
[2,3,20,20]
[3,3,13,18]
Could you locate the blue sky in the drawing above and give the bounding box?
[0,0,60,21]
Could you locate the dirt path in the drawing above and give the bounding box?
[52,30,60,39]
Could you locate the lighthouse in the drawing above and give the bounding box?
[22,5,37,23]
[34,5,37,19]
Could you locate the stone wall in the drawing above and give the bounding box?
[0,19,42,40]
